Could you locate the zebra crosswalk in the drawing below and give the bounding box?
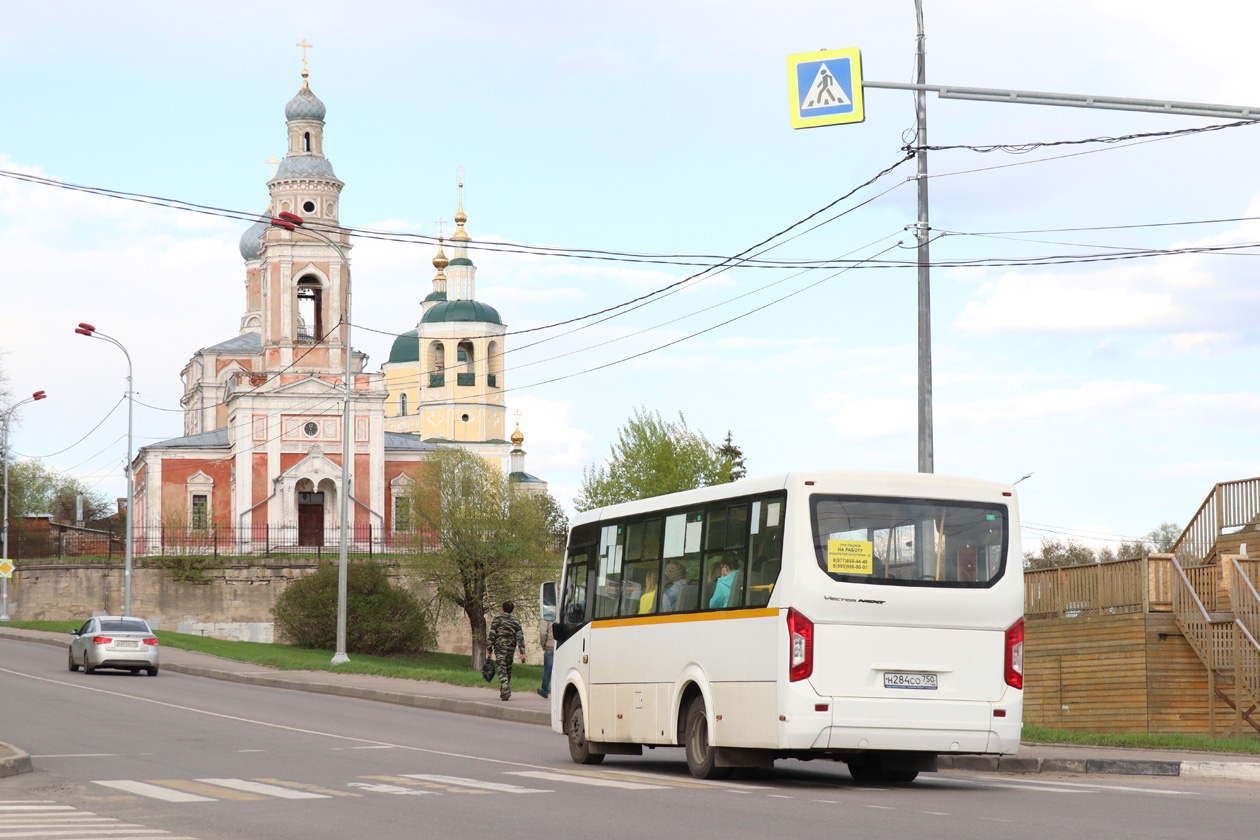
[0,799,202,840]
[89,769,690,804]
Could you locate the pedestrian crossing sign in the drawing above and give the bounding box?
[788,48,864,129]
[0,558,13,578]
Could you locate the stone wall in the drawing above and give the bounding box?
[8,563,544,663]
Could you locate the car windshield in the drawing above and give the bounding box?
[810,494,1008,588]
[99,620,150,633]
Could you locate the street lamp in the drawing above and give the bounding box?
[74,323,135,617]
[2,389,48,621]
[271,211,353,665]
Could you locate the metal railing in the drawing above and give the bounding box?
[13,524,441,562]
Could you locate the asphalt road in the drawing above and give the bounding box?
[1,637,1257,840]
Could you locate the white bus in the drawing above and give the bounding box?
[545,471,1024,781]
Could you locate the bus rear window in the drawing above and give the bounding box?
[810,495,1007,588]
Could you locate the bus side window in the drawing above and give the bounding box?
[747,493,786,607]
[562,553,589,625]
[594,523,626,620]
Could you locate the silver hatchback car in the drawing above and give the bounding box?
[69,616,160,676]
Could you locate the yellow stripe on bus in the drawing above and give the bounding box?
[592,607,777,629]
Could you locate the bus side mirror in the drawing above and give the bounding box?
[539,581,557,623]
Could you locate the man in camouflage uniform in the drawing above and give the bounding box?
[488,600,526,700]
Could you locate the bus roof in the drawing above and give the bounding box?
[570,471,1017,528]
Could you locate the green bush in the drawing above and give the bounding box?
[272,561,433,656]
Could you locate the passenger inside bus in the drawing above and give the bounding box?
[661,562,690,611]
[638,570,659,614]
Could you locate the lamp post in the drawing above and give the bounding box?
[271,211,352,665]
[74,323,135,617]
[2,390,48,621]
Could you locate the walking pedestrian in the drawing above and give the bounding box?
[537,615,554,699]
[488,600,526,701]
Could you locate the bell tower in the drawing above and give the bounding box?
[256,46,354,376]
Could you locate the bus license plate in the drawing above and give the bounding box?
[884,672,937,690]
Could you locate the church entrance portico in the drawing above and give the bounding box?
[297,490,324,546]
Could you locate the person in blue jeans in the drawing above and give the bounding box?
[537,617,554,699]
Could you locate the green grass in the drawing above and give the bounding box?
[7,620,541,693]
[1023,725,1260,755]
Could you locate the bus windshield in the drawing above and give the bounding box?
[810,494,1007,587]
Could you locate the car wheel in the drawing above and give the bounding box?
[565,695,604,765]
[684,696,732,780]
[68,649,79,672]
[83,653,96,675]
[146,666,159,677]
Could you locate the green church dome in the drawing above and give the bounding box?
[388,329,421,363]
[423,290,448,303]
[421,300,503,326]
[447,257,474,267]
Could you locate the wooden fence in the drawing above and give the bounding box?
[1025,555,1174,619]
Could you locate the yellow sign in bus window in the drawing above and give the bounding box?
[827,539,873,574]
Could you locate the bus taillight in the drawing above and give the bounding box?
[1004,618,1024,690]
[787,608,813,682]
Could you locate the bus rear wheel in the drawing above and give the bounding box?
[683,696,732,780]
[566,695,604,765]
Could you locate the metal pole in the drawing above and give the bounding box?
[2,412,11,621]
[123,346,134,617]
[283,222,353,665]
[2,394,43,620]
[914,0,933,475]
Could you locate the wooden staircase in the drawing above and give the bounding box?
[1169,477,1260,736]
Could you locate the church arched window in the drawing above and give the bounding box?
[399,392,408,416]
[429,341,445,372]
[296,275,323,340]
[458,341,475,374]
[303,131,311,152]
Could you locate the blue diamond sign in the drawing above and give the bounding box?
[788,48,865,129]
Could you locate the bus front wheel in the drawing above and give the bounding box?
[683,696,732,780]
[566,696,605,765]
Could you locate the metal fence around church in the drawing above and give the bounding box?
[14,524,433,563]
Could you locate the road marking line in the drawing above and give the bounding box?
[562,767,764,789]
[92,782,215,803]
[195,779,329,799]
[767,794,794,799]
[358,775,490,794]
[864,804,894,810]
[251,779,360,797]
[0,829,174,837]
[0,665,669,778]
[401,775,550,793]
[31,754,118,759]
[941,776,1196,796]
[0,806,76,811]
[346,745,397,750]
[149,781,263,801]
[346,783,435,796]
[507,771,666,790]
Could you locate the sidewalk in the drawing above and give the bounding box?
[3,625,1258,783]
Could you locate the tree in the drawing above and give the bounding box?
[1148,522,1181,554]
[716,431,746,482]
[575,407,735,511]
[1024,538,1098,570]
[402,447,567,669]
[3,459,114,526]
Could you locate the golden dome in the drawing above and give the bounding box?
[432,241,450,272]
[511,423,524,446]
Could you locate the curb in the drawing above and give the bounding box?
[0,627,551,728]
[0,742,33,778]
[159,662,552,727]
[939,754,1260,783]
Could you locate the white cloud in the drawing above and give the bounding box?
[1144,331,1241,358]
[508,394,592,472]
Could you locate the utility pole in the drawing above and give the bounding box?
[913,0,933,475]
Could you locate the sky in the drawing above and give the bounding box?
[2,0,1259,556]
